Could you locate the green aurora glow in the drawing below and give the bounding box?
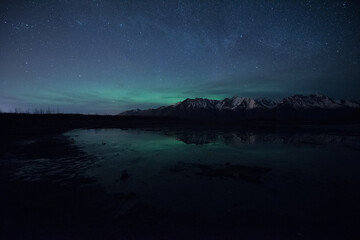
[1,1,359,114]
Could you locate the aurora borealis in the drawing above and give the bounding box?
[0,0,359,114]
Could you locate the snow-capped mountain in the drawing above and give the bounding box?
[280,94,360,109]
[120,94,360,122]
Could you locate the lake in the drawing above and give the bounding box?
[1,127,360,239]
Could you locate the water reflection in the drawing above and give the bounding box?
[2,128,360,239]
[66,128,360,238]
[170,130,360,146]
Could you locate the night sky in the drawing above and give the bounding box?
[0,0,359,114]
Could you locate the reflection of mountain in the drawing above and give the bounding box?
[175,132,218,145]
[120,94,360,123]
[170,131,360,147]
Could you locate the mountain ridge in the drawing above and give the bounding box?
[120,94,360,122]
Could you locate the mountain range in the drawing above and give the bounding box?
[120,94,360,123]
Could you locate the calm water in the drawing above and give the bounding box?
[2,128,360,239]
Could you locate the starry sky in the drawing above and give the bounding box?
[0,0,359,114]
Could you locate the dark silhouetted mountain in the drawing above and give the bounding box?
[120,94,360,123]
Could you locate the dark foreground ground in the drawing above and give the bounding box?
[1,114,360,239]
